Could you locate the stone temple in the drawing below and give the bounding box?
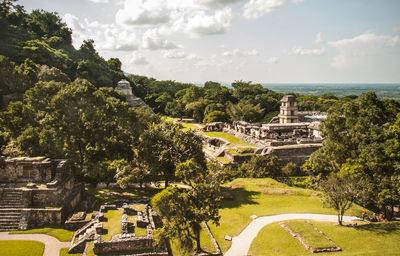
[0,157,84,231]
[115,79,146,108]
[202,95,326,166]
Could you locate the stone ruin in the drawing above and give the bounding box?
[115,79,147,108]
[68,200,167,256]
[202,95,326,166]
[0,157,84,231]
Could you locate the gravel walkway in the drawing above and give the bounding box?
[0,232,70,256]
[224,213,358,256]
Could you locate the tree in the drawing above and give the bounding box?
[1,79,140,180]
[152,159,221,252]
[226,100,264,122]
[139,122,206,187]
[239,154,283,178]
[203,110,229,123]
[304,92,400,219]
[320,173,356,225]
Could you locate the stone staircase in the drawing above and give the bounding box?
[0,189,23,231]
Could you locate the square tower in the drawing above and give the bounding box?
[279,95,299,123]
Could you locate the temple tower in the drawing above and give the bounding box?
[115,79,133,96]
[279,95,299,123]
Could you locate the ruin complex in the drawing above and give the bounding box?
[0,157,84,231]
[202,95,326,166]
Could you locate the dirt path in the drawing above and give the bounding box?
[224,213,358,256]
[0,232,70,256]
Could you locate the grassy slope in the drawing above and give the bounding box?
[0,240,45,256]
[9,227,75,242]
[249,221,400,256]
[202,132,257,148]
[209,178,365,252]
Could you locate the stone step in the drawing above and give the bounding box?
[0,209,22,213]
[0,220,20,224]
[0,199,23,203]
[0,203,24,207]
[0,205,24,209]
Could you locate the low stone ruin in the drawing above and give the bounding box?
[68,200,167,256]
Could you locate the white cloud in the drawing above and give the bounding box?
[292,0,304,4]
[315,32,323,44]
[64,14,140,51]
[265,56,279,64]
[129,52,148,64]
[328,32,400,68]
[163,50,187,59]
[196,0,243,8]
[185,8,233,35]
[289,46,325,55]
[393,26,400,33]
[116,0,171,26]
[222,48,259,56]
[142,29,180,50]
[87,0,108,3]
[242,0,284,19]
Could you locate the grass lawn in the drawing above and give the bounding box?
[217,156,231,164]
[249,221,400,256]
[60,247,81,256]
[9,227,75,242]
[202,132,257,148]
[285,220,335,249]
[101,209,123,241]
[0,240,44,256]
[227,148,254,156]
[209,178,365,252]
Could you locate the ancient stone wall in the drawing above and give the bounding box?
[20,208,63,229]
[0,157,70,184]
[93,236,153,254]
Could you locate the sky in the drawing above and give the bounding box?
[19,0,400,84]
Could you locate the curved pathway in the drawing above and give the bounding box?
[224,213,358,256]
[0,232,70,256]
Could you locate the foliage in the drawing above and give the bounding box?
[152,165,221,252]
[239,154,283,178]
[320,173,356,225]
[282,162,298,177]
[139,121,206,187]
[303,91,400,219]
[203,110,229,123]
[0,79,140,180]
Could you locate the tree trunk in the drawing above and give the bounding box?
[338,210,342,225]
[165,178,169,189]
[194,223,201,252]
[139,181,143,188]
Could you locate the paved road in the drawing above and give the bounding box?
[224,213,358,256]
[0,232,70,256]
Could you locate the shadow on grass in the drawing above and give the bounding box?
[86,186,163,209]
[355,222,400,235]
[220,187,260,209]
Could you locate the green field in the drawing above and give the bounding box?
[10,227,75,242]
[249,221,400,256]
[0,240,45,256]
[209,178,365,252]
[202,132,257,148]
